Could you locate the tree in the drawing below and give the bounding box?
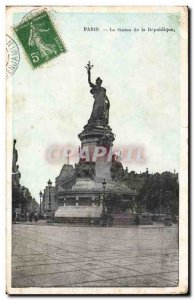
[135,172,179,218]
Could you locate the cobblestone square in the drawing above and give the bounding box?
[12,224,179,288]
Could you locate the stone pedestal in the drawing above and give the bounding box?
[95,160,112,182]
[72,178,96,191]
[54,205,102,220]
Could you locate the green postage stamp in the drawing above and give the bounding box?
[14,11,66,68]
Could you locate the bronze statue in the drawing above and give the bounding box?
[85,62,110,126]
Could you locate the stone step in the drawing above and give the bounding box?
[110,213,136,226]
[54,217,101,225]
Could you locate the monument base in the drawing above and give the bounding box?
[54,205,102,224]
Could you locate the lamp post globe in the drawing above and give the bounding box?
[102,178,106,190]
[47,179,52,187]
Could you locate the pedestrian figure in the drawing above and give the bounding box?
[12,210,16,224]
[102,214,108,227]
[107,215,113,227]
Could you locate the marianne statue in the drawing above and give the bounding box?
[85,62,110,127]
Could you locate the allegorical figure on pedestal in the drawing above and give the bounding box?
[85,61,110,126]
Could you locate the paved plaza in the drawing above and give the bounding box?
[12,224,179,288]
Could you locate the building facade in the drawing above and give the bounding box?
[12,139,39,221]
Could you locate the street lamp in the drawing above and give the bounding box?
[47,179,52,210]
[39,190,43,214]
[102,178,106,215]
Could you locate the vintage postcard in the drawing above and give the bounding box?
[6,6,188,295]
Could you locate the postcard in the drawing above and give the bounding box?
[6,6,188,295]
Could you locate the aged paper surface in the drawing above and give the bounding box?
[6,6,188,295]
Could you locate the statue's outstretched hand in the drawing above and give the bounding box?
[85,61,94,72]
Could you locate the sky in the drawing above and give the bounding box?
[9,9,180,200]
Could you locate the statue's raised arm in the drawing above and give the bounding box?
[85,61,95,88]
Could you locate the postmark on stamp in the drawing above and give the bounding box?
[6,35,20,78]
[14,11,66,68]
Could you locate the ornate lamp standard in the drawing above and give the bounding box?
[39,190,43,214]
[102,178,106,215]
[47,179,52,210]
